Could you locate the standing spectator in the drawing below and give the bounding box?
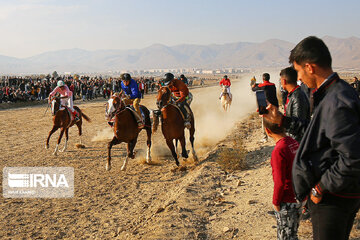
[139,80,145,99]
[279,84,288,108]
[252,73,279,142]
[69,82,75,99]
[264,36,360,240]
[263,117,302,240]
[81,83,87,101]
[351,76,360,95]
[280,67,310,142]
[252,73,279,107]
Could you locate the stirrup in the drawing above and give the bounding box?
[137,119,145,129]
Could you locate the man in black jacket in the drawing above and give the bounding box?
[252,73,279,107]
[264,36,360,240]
[252,73,279,142]
[280,67,310,142]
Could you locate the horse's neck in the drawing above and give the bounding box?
[161,104,181,121]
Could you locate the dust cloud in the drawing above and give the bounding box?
[191,75,257,153]
[91,127,113,142]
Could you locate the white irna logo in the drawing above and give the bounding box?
[8,173,69,188]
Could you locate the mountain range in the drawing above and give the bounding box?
[1,36,360,74]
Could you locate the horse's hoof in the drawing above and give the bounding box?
[120,166,126,171]
[106,164,111,171]
[53,152,57,156]
[146,157,151,164]
[45,144,49,149]
[179,166,187,171]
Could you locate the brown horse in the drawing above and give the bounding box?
[46,96,91,155]
[105,95,152,171]
[153,86,198,166]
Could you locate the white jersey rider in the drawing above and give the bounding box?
[49,80,79,121]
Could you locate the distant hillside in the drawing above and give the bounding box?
[0,36,360,74]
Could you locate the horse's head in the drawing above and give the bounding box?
[105,95,125,121]
[156,86,171,109]
[50,97,61,116]
[222,85,229,92]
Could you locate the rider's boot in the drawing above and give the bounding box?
[183,106,191,129]
[136,111,144,129]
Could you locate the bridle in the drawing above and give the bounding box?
[106,96,127,120]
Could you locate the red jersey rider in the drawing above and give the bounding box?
[163,73,192,129]
[219,75,232,100]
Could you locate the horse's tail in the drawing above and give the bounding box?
[81,112,91,122]
[75,106,91,122]
[152,111,160,133]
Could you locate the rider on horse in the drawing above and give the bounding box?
[120,73,144,129]
[163,72,192,129]
[49,80,79,122]
[219,75,232,100]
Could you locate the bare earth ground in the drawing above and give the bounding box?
[1,80,360,239]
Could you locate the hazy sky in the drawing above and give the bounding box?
[1,0,359,58]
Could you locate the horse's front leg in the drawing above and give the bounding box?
[166,139,179,166]
[107,136,120,171]
[145,126,152,163]
[60,128,69,152]
[179,136,188,159]
[121,138,137,171]
[46,126,58,149]
[53,128,65,156]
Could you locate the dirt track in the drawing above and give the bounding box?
[1,80,360,240]
[0,80,254,239]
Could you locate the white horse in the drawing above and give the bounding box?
[220,86,232,111]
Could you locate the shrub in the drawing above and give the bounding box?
[216,138,247,172]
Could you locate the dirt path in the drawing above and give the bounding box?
[1,80,359,239]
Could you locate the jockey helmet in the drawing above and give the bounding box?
[164,73,174,86]
[121,73,131,81]
[180,74,185,79]
[224,75,228,79]
[57,80,65,87]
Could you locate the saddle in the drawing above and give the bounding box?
[126,105,145,123]
[63,106,76,122]
[173,103,192,122]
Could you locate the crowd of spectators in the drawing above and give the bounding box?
[0,75,165,104]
